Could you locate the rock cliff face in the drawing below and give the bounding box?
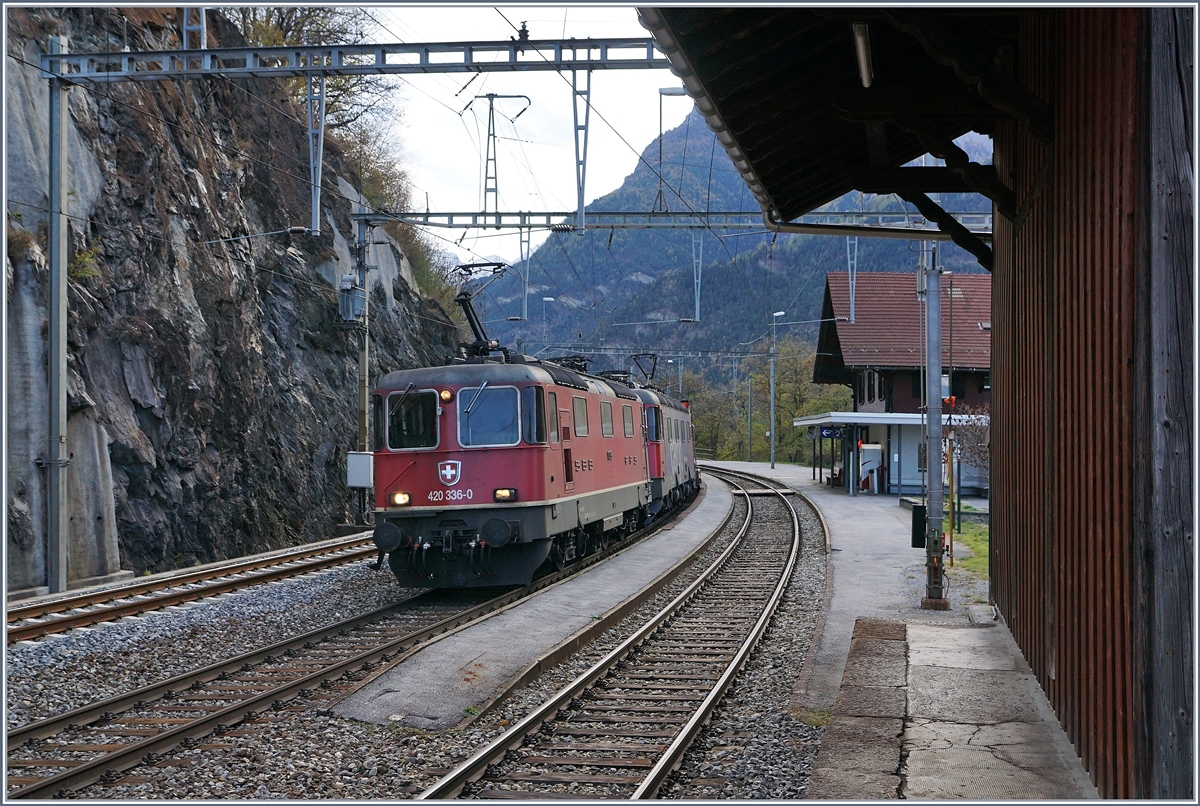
[6,8,459,589]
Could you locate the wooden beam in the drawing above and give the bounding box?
[896,189,993,271]
[893,114,1016,218]
[850,166,972,193]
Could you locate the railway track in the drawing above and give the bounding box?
[5,496,698,800]
[417,468,801,799]
[7,535,378,644]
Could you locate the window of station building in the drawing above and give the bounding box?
[572,396,589,436]
[458,385,520,447]
[547,391,560,442]
[600,400,614,437]
[867,371,876,403]
[622,404,635,438]
[521,386,547,444]
[372,393,385,451]
[912,370,922,398]
[388,390,439,449]
[952,373,966,399]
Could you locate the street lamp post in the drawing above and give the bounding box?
[770,311,784,468]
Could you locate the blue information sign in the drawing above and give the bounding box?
[819,426,847,439]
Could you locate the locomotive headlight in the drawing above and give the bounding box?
[493,488,518,502]
[391,491,412,506]
[439,389,454,403]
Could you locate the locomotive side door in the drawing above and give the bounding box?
[559,397,575,491]
[641,406,650,479]
[546,390,562,494]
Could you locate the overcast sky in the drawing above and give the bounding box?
[363,6,693,265]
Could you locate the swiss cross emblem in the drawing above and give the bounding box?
[438,461,461,486]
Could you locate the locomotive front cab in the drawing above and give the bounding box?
[370,366,557,587]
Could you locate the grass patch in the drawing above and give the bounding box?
[953,521,989,578]
[795,708,831,728]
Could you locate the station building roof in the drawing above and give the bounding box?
[814,272,991,385]
[638,8,1025,268]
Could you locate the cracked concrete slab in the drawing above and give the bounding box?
[833,685,906,719]
[907,622,1017,670]
[806,767,900,799]
[842,651,907,687]
[908,665,1040,723]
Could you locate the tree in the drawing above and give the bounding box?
[953,403,990,483]
[230,8,398,129]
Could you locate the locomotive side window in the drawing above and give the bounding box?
[646,407,660,441]
[458,385,520,447]
[547,391,559,442]
[623,404,634,438]
[572,396,589,437]
[388,390,439,450]
[600,401,614,437]
[372,394,385,451]
[521,386,547,444]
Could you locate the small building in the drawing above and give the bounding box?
[797,271,990,496]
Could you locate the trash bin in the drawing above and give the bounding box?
[911,504,927,548]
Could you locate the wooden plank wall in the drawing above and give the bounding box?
[992,8,1192,798]
[1132,7,1194,799]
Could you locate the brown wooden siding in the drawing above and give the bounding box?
[991,9,1192,798]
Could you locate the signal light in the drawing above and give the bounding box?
[493,488,518,502]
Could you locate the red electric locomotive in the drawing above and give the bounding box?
[369,279,698,588]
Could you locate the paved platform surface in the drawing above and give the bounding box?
[707,461,1097,799]
[335,480,732,730]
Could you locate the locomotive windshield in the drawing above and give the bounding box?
[388,390,439,450]
[458,385,520,447]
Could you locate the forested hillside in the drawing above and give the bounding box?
[481,108,992,368]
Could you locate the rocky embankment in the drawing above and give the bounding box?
[6,8,458,589]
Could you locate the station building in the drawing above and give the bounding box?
[794,271,990,496]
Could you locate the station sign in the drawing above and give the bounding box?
[819,425,847,439]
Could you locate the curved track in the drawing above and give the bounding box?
[416,468,801,799]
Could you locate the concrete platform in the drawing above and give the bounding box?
[704,461,1097,800]
[334,480,733,730]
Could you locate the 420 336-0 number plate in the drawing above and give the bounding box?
[427,489,475,502]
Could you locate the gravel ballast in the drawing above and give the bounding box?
[7,561,419,730]
[26,482,840,800]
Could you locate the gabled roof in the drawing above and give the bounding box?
[814,272,991,384]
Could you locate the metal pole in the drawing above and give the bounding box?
[306,74,326,235]
[46,36,70,593]
[769,348,777,469]
[747,377,753,463]
[923,258,947,607]
[355,219,371,452]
